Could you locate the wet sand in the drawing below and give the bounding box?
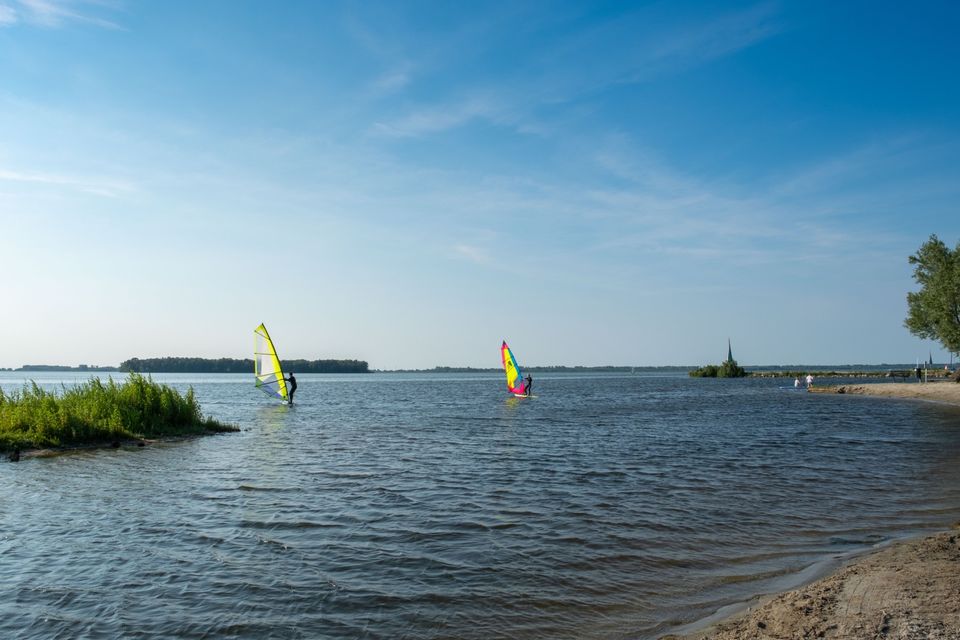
[663,526,960,640]
[811,380,960,407]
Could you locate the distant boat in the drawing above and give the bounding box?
[254,323,290,403]
[501,340,529,397]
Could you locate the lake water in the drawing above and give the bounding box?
[2,372,960,639]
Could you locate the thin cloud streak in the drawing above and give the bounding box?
[640,2,780,77]
[3,0,122,29]
[369,65,412,96]
[0,4,16,25]
[0,167,133,197]
[369,3,780,139]
[371,94,504,137]
[453,243,492,265]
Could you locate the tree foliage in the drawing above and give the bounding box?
[717,359,747,378]
[689,364,719,378]
[689,359,747,378]
[905,235,960,355]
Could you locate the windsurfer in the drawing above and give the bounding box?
[285,372,298,404]
[525,374,533,396]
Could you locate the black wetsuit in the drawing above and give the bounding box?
[525,375,533,396]
[287,374,298,404]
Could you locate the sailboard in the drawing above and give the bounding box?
[501,340,528,396]
[254,323,289,402]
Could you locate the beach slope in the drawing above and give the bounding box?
[664,527,960,640]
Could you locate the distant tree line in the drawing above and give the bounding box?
[385,365,692,373]
[18,364,118,372]
[120,357,369,373]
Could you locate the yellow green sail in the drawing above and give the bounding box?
[254,323,289,402]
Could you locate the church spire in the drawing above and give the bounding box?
[727,338,733,363]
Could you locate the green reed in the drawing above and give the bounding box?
[0,373,237,452]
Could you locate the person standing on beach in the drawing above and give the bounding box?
[285,372,297,405]
[915,366,922,383]
[525,374,533,396]
[805,374,814,389]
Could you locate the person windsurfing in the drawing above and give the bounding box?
[525,374,533,397]
[285,372,297,405]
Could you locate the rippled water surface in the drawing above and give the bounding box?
[2,372,960,639]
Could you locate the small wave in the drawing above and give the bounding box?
[239,519,341,530]
[255,535,291,550]
[716,565,799,585]
[236,484,300,492]
[829,534,887,546]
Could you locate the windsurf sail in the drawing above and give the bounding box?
[501,340,526,395]
[254,323,289,402]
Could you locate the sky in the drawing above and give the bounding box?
[1,0,959,369]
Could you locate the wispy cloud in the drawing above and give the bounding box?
[368,3,780,139]
[0,167,133,197]
[638,2,780,79]
[369,65,413,96]
[575,132,957,270]
[372,93,504,137]
[768,134,926,200]
[1,0,122,29]
[0,4,17,25]
[452,243,492,265]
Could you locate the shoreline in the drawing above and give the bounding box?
[6,431,239,462]
[662,385,960,639]
[810,380,960,407]
[661,525,960,639]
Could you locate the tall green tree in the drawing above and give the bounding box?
[905,235,960,355]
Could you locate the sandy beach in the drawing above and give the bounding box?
[810,381,960,407]
[664,526,960,640]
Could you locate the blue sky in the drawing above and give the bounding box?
[1,0,958,369]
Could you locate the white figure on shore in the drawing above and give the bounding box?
[805,374,814,389]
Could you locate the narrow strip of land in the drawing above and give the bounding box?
[663,526,960,640]
[810,381,960,407]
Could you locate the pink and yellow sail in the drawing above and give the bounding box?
[501,340,526,395]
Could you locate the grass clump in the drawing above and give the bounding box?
[0,373,237,452]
